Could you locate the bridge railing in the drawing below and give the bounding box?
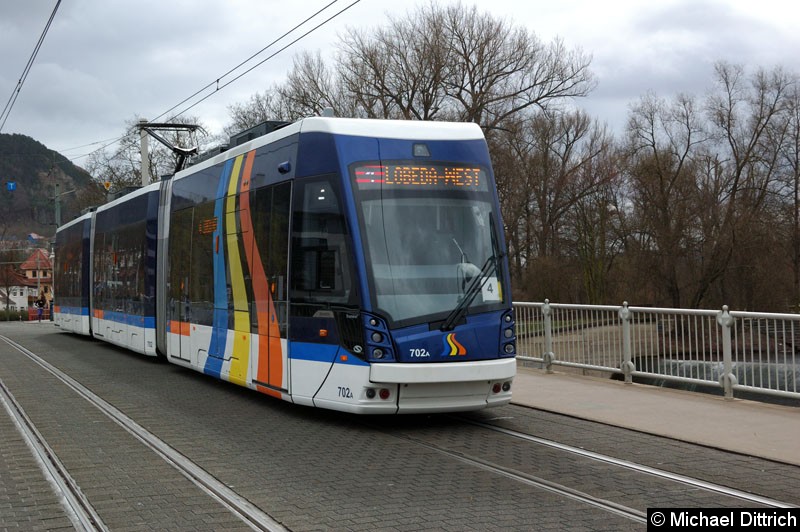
[513,300,800,401]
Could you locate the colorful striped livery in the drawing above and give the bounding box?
[54,117,517,414]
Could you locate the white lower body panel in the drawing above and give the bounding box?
[54,312,90,336]
[92,316,157,356]
[310,357,516,414]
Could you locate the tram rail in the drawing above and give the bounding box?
[0,377,105,531]
[0,334,287,532]
[457,416,797,509]
[2,326,799,530]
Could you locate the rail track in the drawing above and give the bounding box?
[2,328,798,530]
[0,334,287,532]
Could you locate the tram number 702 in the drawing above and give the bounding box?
[338,386,354,398]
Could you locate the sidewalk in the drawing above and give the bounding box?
[511,365,800,466]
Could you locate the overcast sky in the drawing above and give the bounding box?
[1,0,799,165]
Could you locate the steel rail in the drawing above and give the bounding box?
[381,428,647,524]
[461,417,797,509]
[0,378,106,531]
[0,334,288,532]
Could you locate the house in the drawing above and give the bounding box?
[0,247,54,315]
[0,248,53,311]
[0,266,37,311]
[19,248,53,304]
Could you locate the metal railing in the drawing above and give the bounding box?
[514,300,800,401]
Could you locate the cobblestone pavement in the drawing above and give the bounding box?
[2,321,797,531]
[0,401,74,531]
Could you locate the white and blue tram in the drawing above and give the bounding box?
[53,212,93,335]
[54,117,517,414]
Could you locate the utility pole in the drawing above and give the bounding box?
[137,121,201,175]
[55,183,61,227]
[139,118,151,186]
[53,183,76,228]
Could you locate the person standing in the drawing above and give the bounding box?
[35,295,46,322]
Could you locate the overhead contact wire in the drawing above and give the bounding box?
[151,0,341,123]
[169,0,361,120]
[70,0,353,163]
[0,0,62,133]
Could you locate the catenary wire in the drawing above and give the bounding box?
[150,0,340,124]
[0,1,63,133]
[168,0,361,120]
[70,0,357,163]
[57,136,127,154]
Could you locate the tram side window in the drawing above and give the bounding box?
[92,223,146,314]
[66,243,81,306]
[117,222,146,316]
[190,200,216,326]
[290,177,357,306]
[251,182,291,333]
[168,207,193,323]
[93,232,107,310]
[55,238,81,308]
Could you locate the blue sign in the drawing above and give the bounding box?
[6,182,16,191]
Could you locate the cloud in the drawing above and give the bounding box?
[568,0,800,132]
[1,0,799,157]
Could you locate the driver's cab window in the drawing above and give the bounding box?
[290,176,357,305]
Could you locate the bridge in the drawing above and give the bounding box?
[0,315,798,530]
[514,300,800,403]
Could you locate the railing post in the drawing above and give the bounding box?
[619,301,634,383]
[716,305,737,400]
[542,299,554,373]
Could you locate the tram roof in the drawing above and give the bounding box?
[94,180,160,214]
[56,208,93,233]
[173,117,485,183]
[300,117,484,140]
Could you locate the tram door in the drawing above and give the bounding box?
[168,207,193,361]
[250,182,291,393]
[288,176,359,401]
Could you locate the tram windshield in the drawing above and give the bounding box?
[351,162,505,327]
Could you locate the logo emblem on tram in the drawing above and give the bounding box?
[441,333,467,357]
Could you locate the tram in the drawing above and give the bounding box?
[54,117,517,414]
[53,211,92,335]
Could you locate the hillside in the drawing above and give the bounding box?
[0,133,102,239]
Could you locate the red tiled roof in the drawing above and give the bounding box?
[0,265,29,286]
[20,248,52,271]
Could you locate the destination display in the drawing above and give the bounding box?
[353,164,487,191]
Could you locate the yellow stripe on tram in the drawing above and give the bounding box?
[225,154,250,386]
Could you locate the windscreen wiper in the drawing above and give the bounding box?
[440,254,496,331]
[440,213,504,332]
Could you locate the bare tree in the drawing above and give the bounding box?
[0,250,24,319]
[86,115,209,192]
[229,2,594,127]
[276,51,343,119]
[225,90,285,135]
[777,83,800,308]
[569,142,623,303]
[704,62,794,308]
[491,109,616,299]
[440,3,594,128]
[623,92,707,307]
[338,5,451,120]
[622,63,795,309]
